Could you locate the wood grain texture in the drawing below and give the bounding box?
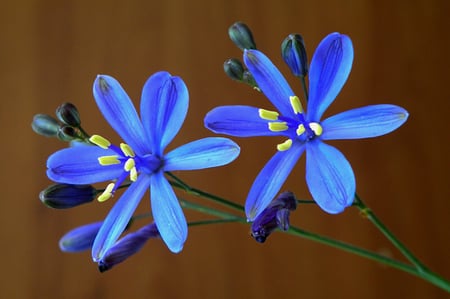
[1,0,449,298]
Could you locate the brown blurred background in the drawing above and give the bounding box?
[1,0,449,298]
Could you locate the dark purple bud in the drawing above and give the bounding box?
[59,221,103,252]
[56,102,81,127]
[31,114,60,137]
[251,191,297,243]
[228,22,257,50]
[98,223,160,272]
[224,58,245,82]
[39,184,97,209]
[281,34,308,77]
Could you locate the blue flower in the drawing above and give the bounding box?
[47,71,240,260]
[205,33,408,220]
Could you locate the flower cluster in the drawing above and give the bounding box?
[33,22,408,271]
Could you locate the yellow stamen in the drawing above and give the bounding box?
[259,109,279,120]
[129,167,138,182]
[89,135,111,149]
[268,122,288,132]
[124,158,135,171]
[296,124,305,136]
[289,96,303,114]
[120,143,135,157]
[277,139,293,151]
[309,122,323,136]
[98,183,115,202]
[98,155,120,166]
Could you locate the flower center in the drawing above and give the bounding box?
[89,135,159,202]
[259,95,323,151]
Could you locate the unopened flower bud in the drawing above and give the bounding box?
[31,114,60,137]
[281,34,308,77]
[57,125,79,141]
[242,70,259,91]
[59,221,103,252]
[56,102,81,127]
[224,58,245,82]
[98,223,160,272]
[228,22,256,50]
[39,183,97,209]
[251,191,297,243]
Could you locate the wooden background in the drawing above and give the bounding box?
[1,0,449,298]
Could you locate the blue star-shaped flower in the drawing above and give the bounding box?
[47,71,240,260]
[205,33,408,220]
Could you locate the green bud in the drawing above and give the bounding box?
[242,70,259,91]
[57,125,79,141]
[228,22,256,50]
[224,58,245,81]
[31,114,60,137]
[56,102,81,127]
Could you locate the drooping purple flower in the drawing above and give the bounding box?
[251,191,297,243]
[205,33,408,220]
[47,72,240,261]
[98,222,160,272]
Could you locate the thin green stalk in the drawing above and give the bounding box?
[188,219,244,227]
[179,198,245,223]
[168,172,244,212]
[287,225,449,292]
[299,75,309,101]
[170,174,449,292]
[354,193,427,271]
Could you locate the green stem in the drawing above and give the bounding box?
[353,194,427,271]
[170,174,449,292]
[168,172,243,212]
[179,198,245,222]
[299,75,309,101]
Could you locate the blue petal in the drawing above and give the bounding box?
[93,75,150,155]
[140,71,188,156]
[305,140,355,214]
[204,105,288,137]
[164,137,240,171]
[59,221,103,252]
[245,141,305,221]
[47,145,123,184]
[307,33,353,121]
[150,171,187,253]
[92,174,151,261]
[244,50,296,117]
[321,104,409,140]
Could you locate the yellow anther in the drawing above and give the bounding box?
[268,122,288,132]
[289,96,303,114]
[309,122,323,136]
[98,155,120,166]
[296,124,306,136]
[259,109,279,120]
[120,143,135,157]
[98,183,115,202]
[277,139,293,151]
[129,167,138,182]
[124,158,135,171]
[89,135,111,149]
